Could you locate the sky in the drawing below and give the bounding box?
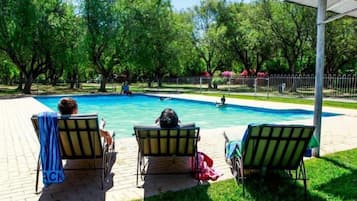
[170,0,252,11]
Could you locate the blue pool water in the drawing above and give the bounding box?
[35,94,338,138]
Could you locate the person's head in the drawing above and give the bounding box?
[58,97,78,115]
[159,108,179,128]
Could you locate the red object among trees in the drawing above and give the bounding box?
[257,72,269,77]
[221,71,235,77]
[240,69,268,77]
[201,71,211,77]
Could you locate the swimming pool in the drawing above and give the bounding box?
[35,94,338,138]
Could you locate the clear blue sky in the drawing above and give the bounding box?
[170,0,252,11]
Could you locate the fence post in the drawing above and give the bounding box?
[228,77,231,94]
[176,78,179,93]
[199,77,202,94]
[267,78,270,99]
[254,78,257,96]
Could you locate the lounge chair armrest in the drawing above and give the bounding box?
[110,130,116,138]
[223,132,229,143]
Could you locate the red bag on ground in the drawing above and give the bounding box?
[194,152,221,181]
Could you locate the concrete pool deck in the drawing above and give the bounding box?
[0,94,356,201]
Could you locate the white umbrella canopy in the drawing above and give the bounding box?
[285,0,357,157]
[287,0,357,19]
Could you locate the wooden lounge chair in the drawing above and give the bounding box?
[133,124,200,186]
[31,114,115,192]
[224,124,315,198]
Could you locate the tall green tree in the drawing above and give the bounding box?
[124,0,183,86]
[0,0,79,94]
[173,11,203,76]
[83,0,120,92]
[325,18,357,74]
[262,0,315,74]
[192,0,228,87]
[0,53,19,85]
[62,8,87,89]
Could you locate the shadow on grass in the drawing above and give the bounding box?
[242,172,325,201]
[316,157,357,200]
[143,184,211,201]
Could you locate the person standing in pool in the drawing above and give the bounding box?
[216,95,226,107]
[57,97,113,145]
[221,95,226,105]
[120,81,132,95]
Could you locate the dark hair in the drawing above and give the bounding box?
[159,108,179,128]
[58,97,78,115]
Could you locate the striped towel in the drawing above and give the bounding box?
[225,140,241,159]
[38,112,64,186]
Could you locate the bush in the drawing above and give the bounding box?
[211,77,226,89]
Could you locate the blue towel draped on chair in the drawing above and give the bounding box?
[38,112,65,186]
[225,127,251,159]
[226,140,241,159]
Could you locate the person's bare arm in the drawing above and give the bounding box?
[100,118,106,129]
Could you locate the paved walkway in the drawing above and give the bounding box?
[0,94,356,201]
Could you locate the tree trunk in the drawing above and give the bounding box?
[16,72,24,91]
[22,74,33,94]
[289,61,297,92]
[76,74,80,89]
[69,74,75,89]
[51,75,58,86]
[99,76,107,92]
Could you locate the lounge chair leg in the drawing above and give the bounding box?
[136,151,140,187]
[238,158,245,197]
[304,178,307,200]
[300,160,307,200]
[35,154,40,193]
[101,147,106,190]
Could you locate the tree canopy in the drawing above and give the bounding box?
[0,0,356,93]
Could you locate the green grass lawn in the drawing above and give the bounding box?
[195,93,357,110]
[135,148,357,201]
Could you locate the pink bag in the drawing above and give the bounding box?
[194,152,221,181]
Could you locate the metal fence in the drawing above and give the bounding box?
[7,74,356,100]
[158,74,357,100]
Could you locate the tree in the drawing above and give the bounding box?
[83,0,121,92]
[123,0,183,86]
[0,0,79,94]
[262,0,315,74]
[173,11,203,76]
[217,2,250,74]
[192,0,228,87]
[0,53,19,85]
[325,18,357,74]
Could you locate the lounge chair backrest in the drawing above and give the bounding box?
[242,124,315,170]
[134,125,200,156]
[31,114,103,159]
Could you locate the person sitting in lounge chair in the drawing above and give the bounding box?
[155,108,181,128]
[58,97,113,145]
